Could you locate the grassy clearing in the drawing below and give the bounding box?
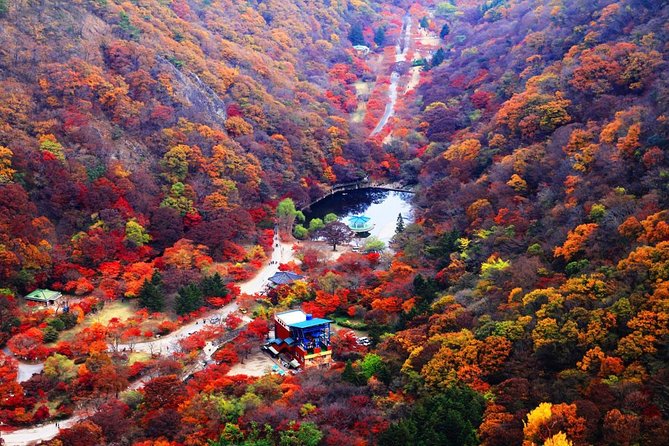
[352,81,374,124]
[128,351,151,365]
[353,80,373,96]
[331,316,368,332]
[58,301,137,342]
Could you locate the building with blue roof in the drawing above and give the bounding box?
[269,309,333,368]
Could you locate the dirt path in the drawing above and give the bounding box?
[116,230,296,354]
[375,12,440,144]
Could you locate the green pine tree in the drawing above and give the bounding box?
[374,26,386,46]
[0,0,8,16]
[138,272,165,312]
[348,23,365,46]
[176,283,204,315]
[378,387,485,446]
[431,48,446,68]
[396,213,405,233]
[342,360,361,385]
[200,272,228,298]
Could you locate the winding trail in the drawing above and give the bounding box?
[2,230,296,446]
[3,18,423,435]
[370,14,411,136]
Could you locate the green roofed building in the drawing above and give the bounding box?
[24,289,62,304]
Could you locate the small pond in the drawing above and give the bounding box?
[303,188,413,244]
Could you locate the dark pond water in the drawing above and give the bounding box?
[303,188,413,244]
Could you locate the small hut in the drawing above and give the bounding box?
[24,289,62,305]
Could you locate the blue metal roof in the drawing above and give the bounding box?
[289,318,332,329]
[348,215,374,231]
[268,271,304,285]
[349,215,370,223]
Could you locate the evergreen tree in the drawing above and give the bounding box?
[200,272,228,298]
[378,387,485,446]
[175,283,204,315]
[342,360,361,385]
[439,23,450,39]
[396,213,405,233]
[419,16,429,29]
[413,274,438,301]
[431,48,446,68]
[138,272,165,312]
[0,0,8,16]
[348,23,366,46]
[374,26,386,46]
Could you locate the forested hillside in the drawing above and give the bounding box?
[1,0,669,445]
[0,0,386,291]
[384,0,669,444]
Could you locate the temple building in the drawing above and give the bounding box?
[267,271,304,287]
[267,309,333,368]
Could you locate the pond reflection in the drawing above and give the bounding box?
[303,188,413,244]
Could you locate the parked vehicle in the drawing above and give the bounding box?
[356,337,372,346]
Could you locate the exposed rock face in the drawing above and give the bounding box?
[155,55,227,127]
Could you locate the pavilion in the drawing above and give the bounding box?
[347,215,374,233]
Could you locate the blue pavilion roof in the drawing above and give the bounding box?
[349,215,370,223]
[348,215,374,231]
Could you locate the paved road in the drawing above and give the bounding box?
[239,238,296,295]
[2,347,45,383]
[115,299,240,354]
[2,416,81,446]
